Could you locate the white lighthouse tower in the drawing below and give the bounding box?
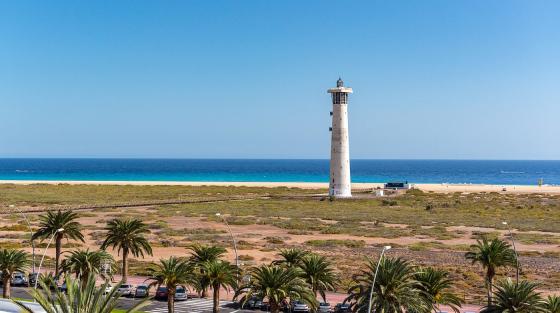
[328,78,352,198]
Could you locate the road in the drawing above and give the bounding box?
[5,287,243,313]
[4,287,481,313]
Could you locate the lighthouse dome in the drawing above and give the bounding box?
[336,77,344,87]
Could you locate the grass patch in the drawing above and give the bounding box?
[0,224,31,232]
[512,232,560,245]
[305,239,365,248]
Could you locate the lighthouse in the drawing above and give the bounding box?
[328,78,352,198]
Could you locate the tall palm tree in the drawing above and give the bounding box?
[60,249,114,288]
[465,236,517,307]
[235,264,316,313]
[148,257,193,313]
[544,295,560,313]
[203,260,239,313]
[414,267,463,313]
[298,253,336,302]
[25,273,147,313]
[100,218,152,283]
[481,279,545,313]
[188,244,227,297]
[32,210,84,278]
[346,257,428,313]
[0,249,29,298]
[273,248,308,268]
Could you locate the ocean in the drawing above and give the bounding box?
[0,159,559,185]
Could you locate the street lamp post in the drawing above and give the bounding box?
[9,205,36,273]
[34,228,64,290]
[367,246,391,313]
[215,213,239,270]
[502,221,519,284]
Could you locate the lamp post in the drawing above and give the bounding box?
[502,221,519,285]
[215,213,239,271]
[34,228,64,290]
[367,246,391,313]
[9,205,36,274]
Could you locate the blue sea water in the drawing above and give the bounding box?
[0,159,559,185]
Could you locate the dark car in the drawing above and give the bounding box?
[155,287,169,300]
[28,273,39,287]
[334,303,351,313]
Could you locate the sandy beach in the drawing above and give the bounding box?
[1,180,559,194]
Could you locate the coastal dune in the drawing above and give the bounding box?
[1,180,559,194]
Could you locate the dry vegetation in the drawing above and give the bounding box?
[1,184,559,304]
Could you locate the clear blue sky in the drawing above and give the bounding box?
[1,0,559,159]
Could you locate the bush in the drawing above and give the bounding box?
[264,236,285,244]
[381,199,398,206]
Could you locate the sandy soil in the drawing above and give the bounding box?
[1,180,559,194]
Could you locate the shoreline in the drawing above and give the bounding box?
[1,180,560,194]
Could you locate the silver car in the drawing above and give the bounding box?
[292,301,310,313]
[319,303,332,313]
[174,287,188,301]
[117,284,135,297]
[11,272,28,287]
[134,285,149,298]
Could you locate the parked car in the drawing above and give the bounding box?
[259,301,271,311]
[11,272,28,287]
[28,273,39,287]
[319,302,332,313]
[242,297,257,309]
[134,285,149,298]
[155,286,169,300]
[104,283,114,295]
[292,301,310,313]
[174,287,188,301]
[334,303,351,313]
[254,299,264,310]
[154,286,188,301]
[117,284,135,297]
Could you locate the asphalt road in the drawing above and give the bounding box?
[4,287,247,313]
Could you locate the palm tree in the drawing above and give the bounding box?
[148,257,193,313]
[0,249,29,298]
[188,244,227,297]
[346,257,428,313]
[414,267,462,313]
[32,210,84,278]
[273,248,308,268]
[298,253,336,302]
[203,260,239,313]
[26,273,147,313]
[235,264,316,313]
[544,295,560,313]
[481,279,545,313]
[465,236,517,307]
[60,249,114,288]
[100,218,152,283]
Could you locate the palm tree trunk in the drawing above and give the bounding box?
[122,248,129,283]
[55,234,62,280]
[2,278,10,298]
[168,290,175,313]
[270,300,280,313]
[486,269,494,307]
[213,283,220,313]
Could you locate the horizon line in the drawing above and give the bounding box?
[1,157,559,162]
